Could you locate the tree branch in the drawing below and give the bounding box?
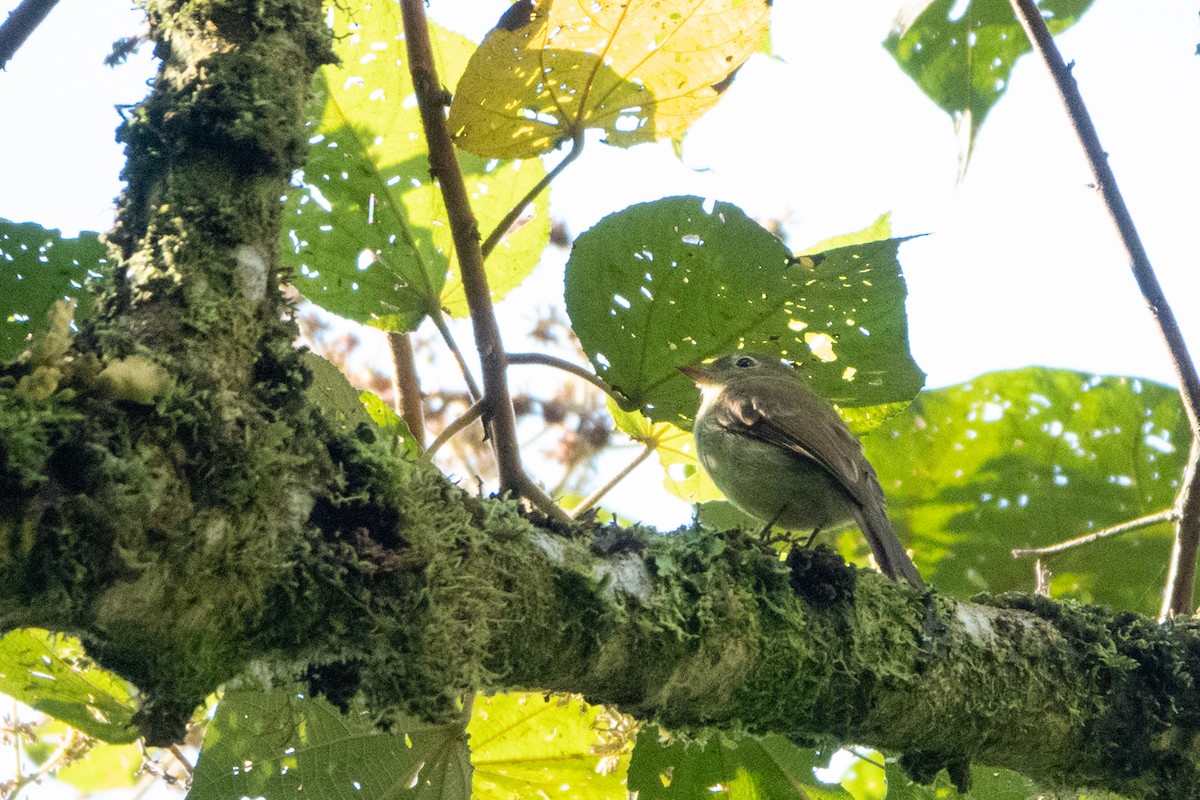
[399,0,530,501]
[1008,0,1200,616]
[0,0,59,69]
[387,331,426,450]
[569,442,655,518]
[1011,508,1178,558]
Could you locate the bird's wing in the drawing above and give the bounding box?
[711,375,924,588]
[712,376,881,509]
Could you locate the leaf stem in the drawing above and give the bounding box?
[430,313,482,402]
[387,331,426,450]
[570,442,656,518]
[1008,0,1200,616]
[480,130,586,260]
[506,351,612,396]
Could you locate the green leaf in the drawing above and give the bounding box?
[303,355,421,456]
[56,739,143,794]
[282,4,548,330]
[608,399,721,505]
[359,389,421,457]
[0,629,138,744]
[566,196,924,426]
[627,727,850,799]
[448,0,771,159]
[882,757,1043,798]
[799,213,893,255]
[864,367,1185,614]
[883,0,1095,168]
[470,693,630,799]
[190,689,470,800]
[0,220,105,363]
[302,352,375,433]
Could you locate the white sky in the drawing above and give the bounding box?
[1,0,1198,528]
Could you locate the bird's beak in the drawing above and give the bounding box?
[678,363,713,384]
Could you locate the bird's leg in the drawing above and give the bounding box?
[758,505,790,544]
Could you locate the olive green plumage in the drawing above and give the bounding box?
[681,352,924,588]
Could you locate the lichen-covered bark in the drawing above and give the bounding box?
[2,2,1200,798]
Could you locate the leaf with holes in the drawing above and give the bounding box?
[565,196,924,426]
[865,367,1185,613]
[628,727,850,799]
[190,689,470,800]
[0,629,138,744]
[471,693,631,798]
[282,3,549,330]
[0,220,104,363]
[884,0,1095,168]
[448,0,771,159]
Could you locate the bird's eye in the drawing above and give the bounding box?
[735,357,756,368]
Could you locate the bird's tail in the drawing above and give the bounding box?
[851,503,925,589]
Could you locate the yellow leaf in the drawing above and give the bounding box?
[448,0,771,159]
[608,399,723,504]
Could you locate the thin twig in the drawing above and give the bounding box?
[0,0,60,69]
[570,442,656,518]
[424,398,487,463]
[480,129,586,260]
[167,743,194,777]
[848,747,887,772]
[1009,0,1200,616]
[1163,438,1200,617]
[506,352,612,396]
[388,331,426,450]
[431,313,483,402]
[1011,508,1178,558]
[1034,559,1052,597]
[400,0,530,500]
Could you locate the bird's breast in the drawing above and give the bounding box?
[694,419,852,532]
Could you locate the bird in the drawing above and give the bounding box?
[680,351,924,588]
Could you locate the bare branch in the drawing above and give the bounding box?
[399,0,529,497]
[570,442,656,519]
[0,0,60,69]
[1009,0,1200,616]
[388,331,426,450]
[1012,508,1178,558]
[423,398,486,463]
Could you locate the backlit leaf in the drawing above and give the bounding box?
[865,367,1185,614]
[449,0,770,159]
[190,689,470,800]
[883,0,1095,169]
[282,4,548,329]
[0,629,138,744]
[471,693,631,799]
[566,196,924,426]
[628,727,849,799]
[0,220,104,363]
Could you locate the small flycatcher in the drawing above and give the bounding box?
[681,352,924,588]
